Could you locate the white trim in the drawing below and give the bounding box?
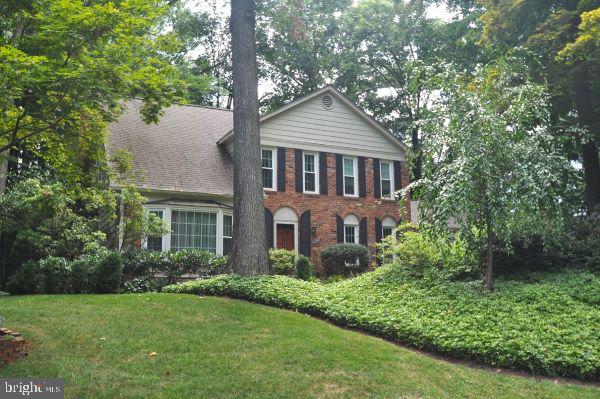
[273,222,299,253]
[273,207,299,253]
[302,151,319,194]
[343,214,359,244]
[342,156,358,198]
[381,216,397,240]
[380,160,395,200]
[261,147,277,191]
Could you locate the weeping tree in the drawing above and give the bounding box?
[230,0,271,275]
[411,56,573,290]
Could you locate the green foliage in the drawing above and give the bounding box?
[0,177,107,262]
[70,256,96,294]
[294,255,314,280]
[378,224,479,281]
[269,248,296,276]
[4,261,41,295]
[0,0,186,182]
[320,244,370,276]
[92,251,123,294]
[165,268,600,380]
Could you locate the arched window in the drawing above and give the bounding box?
[381,216,397,239]
[344,214,359,244]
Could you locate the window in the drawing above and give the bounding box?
[343,214,359,244]
[380,161,394,198]
[146,210,164,251]
[222,214,233,256]
[303,152,319,193]
[171,210,217,252]
[261,148,276,190]
[381,217,397,241]
[343,156,357,196]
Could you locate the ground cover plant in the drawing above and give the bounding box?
[0,294,598,399]
[164,267,600,380]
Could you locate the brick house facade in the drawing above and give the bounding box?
[108,86,409,273]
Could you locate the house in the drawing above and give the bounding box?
[107,86,410,272]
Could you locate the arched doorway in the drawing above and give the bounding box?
[273,207,298,252]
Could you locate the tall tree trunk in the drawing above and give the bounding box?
[411,125,421,182]
[484,212,494,291]
[575,77,600,213]
[0,150,8,194]
[0,151,8,289]
[230,0,271,276]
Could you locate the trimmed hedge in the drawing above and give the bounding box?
[164,267,600,380]
[268,249,296,276]
[320,244,370,276]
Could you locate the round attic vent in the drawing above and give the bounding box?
[321,94,334,110]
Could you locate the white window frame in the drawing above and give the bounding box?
[342,156,358,197]
[302,151,319,194]
[222,213,233,256]
[380,160,394,199]
[343,214,359,244]
[261,147,277,191]
[381,217,397,241]
[143,205,232,255]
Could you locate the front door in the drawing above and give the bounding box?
[276,224,295,251]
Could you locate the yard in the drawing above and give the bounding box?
[0,294,598,398]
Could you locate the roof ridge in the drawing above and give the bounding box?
[131,97,232,112]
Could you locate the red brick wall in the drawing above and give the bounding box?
[263,148,410,274]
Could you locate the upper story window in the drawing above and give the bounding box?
[344,214,359,244]
[261,148,276,190]
[380,161,394,199]
[343,156,358,197]
[303,152,319,194]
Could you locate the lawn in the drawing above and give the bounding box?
[0,294,598,398]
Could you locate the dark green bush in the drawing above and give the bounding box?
[167,249,228,283]
[122,276,159,293]
[36,257,72,294]
[320,244,370,276]
[92,251,123,293]
[70,256,96,294]
[294,255,313,280]
[5,260,40,294]
[164,268,600,380]
[269,249,296,275]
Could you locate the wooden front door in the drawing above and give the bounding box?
[276,224,295,251]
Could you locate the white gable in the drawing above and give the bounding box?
[259,89,406,161]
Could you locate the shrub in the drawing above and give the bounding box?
[92,251,123,294]
[321,244,370,276]
[295,255,313,280]
[269,249,296,275]
[70,256,97,294]
[167,249,227,284]
[36,257,72,294]
[122,250,170,278]
[122,276,159,293]
[5,260,41,295]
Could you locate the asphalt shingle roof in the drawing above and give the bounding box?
[107,99,233,196]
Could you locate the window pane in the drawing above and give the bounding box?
[262,168,273,189]
[261,149,273,168]
[304,154,315,172]
[380,162,391,180]
[381,180,391,197]
[344,176,355,195]
[343,158,354,176]
[223,215,232,237]
[223,238,232,256]
[382,227,393,239]
[344,225,356,244]
[305,172,315,192]
[171,210,217,253]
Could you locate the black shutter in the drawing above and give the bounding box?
[373,158,381,199]
[375,218,382,243]
[295,149,303,193]
[394,161,402,191]
[335,154,343,196]
[319,152,328,195]
[358,156,366,198]
[299,210,311,257]
[336,215,344,243]
[264,208,274,248]
[277,147,286,192]
[359,217,368,245]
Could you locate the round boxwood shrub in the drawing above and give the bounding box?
[269,249,296,275]
[321,244,370,276]
[295,255,314,280]
[92,251,123,294]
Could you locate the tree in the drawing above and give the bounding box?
[0,0,186,191]
[412,58,572,290]
[479,0,600,213]
[230,0,271,275]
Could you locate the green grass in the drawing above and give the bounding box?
[0,294,598,398]
[164,268,600,380]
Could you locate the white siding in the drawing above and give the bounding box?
[260,94,405,161]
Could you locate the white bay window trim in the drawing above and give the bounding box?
[143,205,232,255]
